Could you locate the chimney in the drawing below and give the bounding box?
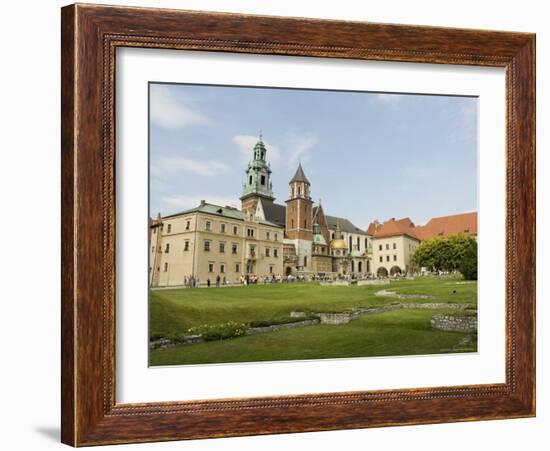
[200,199,206,206]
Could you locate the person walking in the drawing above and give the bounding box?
[207,278,211,288]
[216,275,221,287]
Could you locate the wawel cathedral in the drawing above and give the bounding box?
[149,137,477,287]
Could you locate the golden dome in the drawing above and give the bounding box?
[330,239,347,250]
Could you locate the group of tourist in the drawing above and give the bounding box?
[181,271,409,288]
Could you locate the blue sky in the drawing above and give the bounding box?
[149,83,477,228]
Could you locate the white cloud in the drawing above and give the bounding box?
[151,156,231,178]
[150,85,210,129]
[159,194,239,212]
[232,135,281,164]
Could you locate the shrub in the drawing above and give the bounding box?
[186,321,247,341]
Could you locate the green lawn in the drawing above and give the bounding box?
[150,309,472,365]
[149,275,477,366]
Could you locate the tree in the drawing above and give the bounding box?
[412,234,477,279]
[459,240,477,280]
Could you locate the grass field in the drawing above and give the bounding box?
[149,275,477,366]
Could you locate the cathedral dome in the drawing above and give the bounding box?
[330,239,347,250]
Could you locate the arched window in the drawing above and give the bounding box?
[358,261,363,272]
[249,175,252,185]
[298,186,301,195]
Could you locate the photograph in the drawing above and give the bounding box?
[147,83,479,366]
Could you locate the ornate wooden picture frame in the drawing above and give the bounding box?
[61,3,535,446]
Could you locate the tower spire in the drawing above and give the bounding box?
[240,130,274,214]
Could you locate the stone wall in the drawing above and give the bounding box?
[431,314,478,332]
[149,334,204,350]
[246,319,319,335]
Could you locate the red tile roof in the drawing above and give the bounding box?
[414,212,477,240]
[372,217,420,240]
[371,212,478,241]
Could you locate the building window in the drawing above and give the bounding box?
[266,231,270,240]
[167,224,171,233]
[298,186,301,195]
[269,266,273,274]
[205,221,211,231]
[304,256,308,267]
[332,233,335,239]
[266,248,270,257]
[184,241,189,251]
[208,263,214,273]
[232,244,238,254]
[357,237,360,250]
[247,228,255,237]
[386,243,389,250]
[220,264,225,274]
[274,233,278,241]
[393,242,397,250]
[379,244,382,251]
[220,223,226,233]
[164,243,170,253]
[233,225,238,235]
[386,255,390,262]
[304,219,307,228]
[393,255,397,261]
[249,175,252,185]
[185,220,190,230]
[235,263,240,273]
[274,248,278,258]
[163,262,168,272]
[291,219,295,228]
[219,242,225,253]
[204,241,211,252]
[365,238,368,249]
[261,175,266,185]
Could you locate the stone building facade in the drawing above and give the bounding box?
[369,213,478,277]
[149,202,283,287]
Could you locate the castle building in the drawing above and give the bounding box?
[149,136,372,286]
[148,135,476,286]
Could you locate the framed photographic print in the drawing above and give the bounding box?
[61,3,535,446]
